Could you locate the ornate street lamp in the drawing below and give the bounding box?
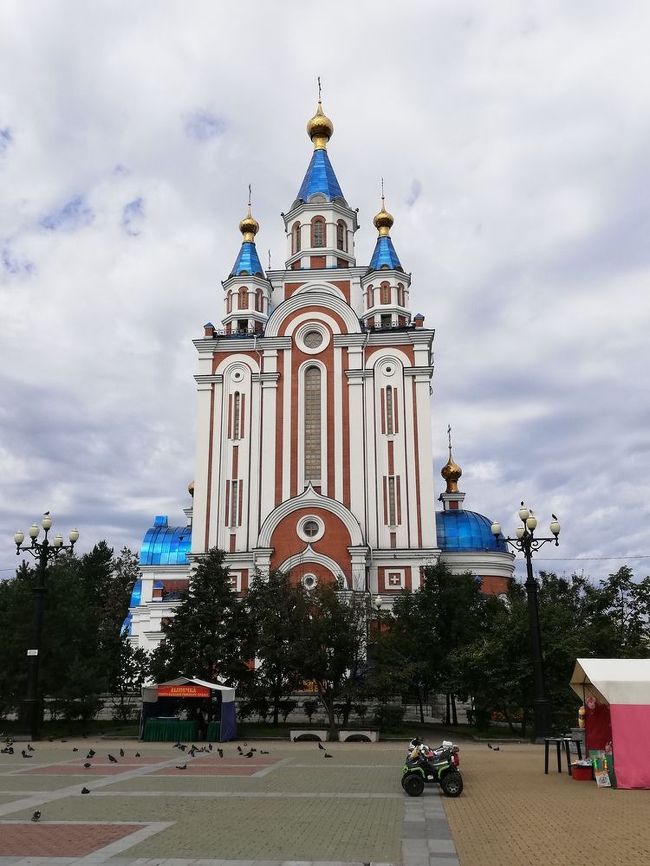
[491,504,561,742]
[14,515,79,741]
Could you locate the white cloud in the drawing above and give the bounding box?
[1,0,650,582]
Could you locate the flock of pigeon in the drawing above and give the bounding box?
[2,733,334,824]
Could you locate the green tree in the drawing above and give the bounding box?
[296,584,367,735]
[109,631,151,722]
[150,548,254,689]
[246,570,308,725]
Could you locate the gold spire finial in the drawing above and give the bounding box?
[441,424,463,493]
[307,77,334,149]
[239,184,259,242]
[373,177,394,236]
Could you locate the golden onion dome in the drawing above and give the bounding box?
[441,452,463,494]
[239,206,259,242]
[307,100,334,149]
[373,197,394,236]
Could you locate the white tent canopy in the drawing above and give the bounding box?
[142,675,236,704]
[570,658,650,705]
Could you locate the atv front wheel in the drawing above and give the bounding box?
[440,770,463,797]
[402,773,425,797]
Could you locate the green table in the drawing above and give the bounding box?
[206,721,221,742]
[143,718,196,742]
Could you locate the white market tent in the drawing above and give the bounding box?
[570,658,650,789]
[570,658,650,705]
[141,675,237,742]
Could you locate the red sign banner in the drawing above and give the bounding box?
[157,684,210,698]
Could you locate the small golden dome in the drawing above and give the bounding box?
[307,100,334,149]
[239,207,259,243]
[373,198,394,237]
[441,453,463,494]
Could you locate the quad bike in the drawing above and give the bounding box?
[401,739,463,797]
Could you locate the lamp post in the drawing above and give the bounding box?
[373,594,384,632]
[14,515,79,741]
[491,504,561,743]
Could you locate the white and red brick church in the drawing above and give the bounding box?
[126,99,514,650]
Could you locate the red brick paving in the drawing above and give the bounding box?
[20,764,132,775]
[0,822,142,856]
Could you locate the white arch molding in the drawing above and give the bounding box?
[257,483,364,548]
[278,545,350,590]
[264,291,361,338]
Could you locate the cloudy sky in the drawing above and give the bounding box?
[1,0,649,583]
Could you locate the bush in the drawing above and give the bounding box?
[302,699,319,724]
[278,699,298,723]
[372,703,405,732]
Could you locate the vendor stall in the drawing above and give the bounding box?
[570,658,650,790]
[140,676,237,742]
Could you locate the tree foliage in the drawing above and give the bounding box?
[149,548,254,689]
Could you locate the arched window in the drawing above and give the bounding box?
[292,221,301,254]
[381,282,391,305]
[304,366,322,480]
[366,286,373,308]
[233,392,241,439]
[397,283,405,306]
[255,288,263,312]
[336,220,346,251]
[311,216,326,248]
[386,386,394,435]
[238,287,247,310]
[226,292,232,313]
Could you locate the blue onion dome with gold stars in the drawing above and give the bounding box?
[294,99,347,207]
[368,197,403,271]
[230,205,265,278]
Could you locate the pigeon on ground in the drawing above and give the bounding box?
[178,744,187,752]
[135,752,141,757]
[488,743,493,749]
[208,743,212,751]
[324,752,333,758]
[83,762,91,769]
[244,750,254,758]
[237,746,243,754]
[493,746,501,751]
[119,748,125,757]
[217,748,223,758]
[21,750,33,758]
[31,810,41,822]
[72,747,78,752]
[27,744,35,751]
[86,750,95,759]
[60,739,67,743]
[108,754,118,763]
[318,742,325,750]
[260,750,270,755]
[175,764,187,770]
[81,787,90,794]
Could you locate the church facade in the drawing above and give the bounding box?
[127,100,514,650]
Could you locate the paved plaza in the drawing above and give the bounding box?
[0,738,648,866]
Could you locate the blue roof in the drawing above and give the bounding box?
[140,516,191,565]
[231,241,264,277]
[369,235,402,271]
[295,148,345,204]
[436,510,508,553]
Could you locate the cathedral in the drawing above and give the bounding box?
[126,99,514,650]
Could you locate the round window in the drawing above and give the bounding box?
[302,573,318,590]
[303,331,323,349]
[297,515,325,543]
